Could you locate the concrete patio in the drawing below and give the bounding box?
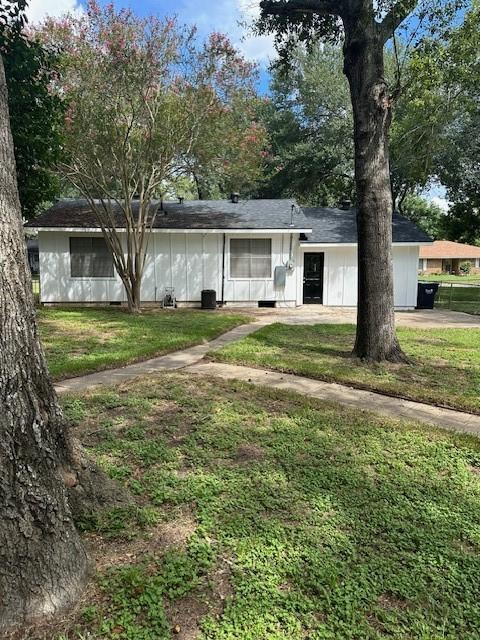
[232,305,480,328]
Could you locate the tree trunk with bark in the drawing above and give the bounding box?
[259,0,414,363]
[0,55,88,633]
[343,13,407,361]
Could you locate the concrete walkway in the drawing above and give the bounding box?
[54,312,480,436]
[55,319,269,395]
[187,361,480,436]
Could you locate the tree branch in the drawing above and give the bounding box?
[380,0,419,43]
[260,0,343,19]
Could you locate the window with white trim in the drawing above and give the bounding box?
[230,238,272,278]
[70,237,114,278]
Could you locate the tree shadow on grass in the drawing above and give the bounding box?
[47,374,480,640]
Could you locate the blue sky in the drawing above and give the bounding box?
[27,0,275,92]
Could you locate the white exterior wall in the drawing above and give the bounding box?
[38,230,299,305]
[38,231,420,308]
[297,244,420,308]
[38,231,125,303]
[223,233,298,305]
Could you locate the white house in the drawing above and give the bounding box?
[26,197,432,308]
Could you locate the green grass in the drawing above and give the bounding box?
[38,307,250,380]
[44,373,480,639]
[421,274,480,284]
[211,323,480,414]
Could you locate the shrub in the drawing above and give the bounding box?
[460,261,472,275]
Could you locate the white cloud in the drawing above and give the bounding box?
[180,0,276,63]
[431,196,450,212]
[26,0,84,24]
[424,183,450,212]
[234,0,276,62]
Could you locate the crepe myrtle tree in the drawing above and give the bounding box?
[182,32,268,199]
[258,0,467,361]
[0,1,88,633]
[39,2,217,313]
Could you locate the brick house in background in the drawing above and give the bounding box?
[419,240,480,274]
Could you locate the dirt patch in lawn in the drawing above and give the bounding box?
[89,504,197,572]
[165,559,234,640]
[377,592,409,611]
[235,443,266,464]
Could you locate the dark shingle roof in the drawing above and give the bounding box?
[25,198,310,231]
[301,207,432,244]
[26,199,431,244]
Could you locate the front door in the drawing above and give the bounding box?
[303,253,324,304]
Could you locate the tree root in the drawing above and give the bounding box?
[61,438,132,521]
[352,338,412,364]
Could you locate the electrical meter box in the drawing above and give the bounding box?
[274,265,287,288]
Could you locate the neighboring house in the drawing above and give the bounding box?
[26,197,431,308]
[419,240,480,274]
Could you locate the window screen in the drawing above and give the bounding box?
[230,238,271,278]
[70,237,114,278]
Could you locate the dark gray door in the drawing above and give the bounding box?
[303,253,324,304]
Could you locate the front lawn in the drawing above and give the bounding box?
[421,274,480,284]
[39,373,480,639]
[211,324,480,413]
[38,307,250,380]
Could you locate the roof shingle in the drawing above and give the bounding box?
[25,198,309,231]
[301,207,432,244]
[26,198,431,244]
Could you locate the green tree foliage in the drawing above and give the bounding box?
[400,194,444,238]
[183,33,267,200]
[391,4,479,239]
[434,5,480,243]
[0,13,64,219]
[388,48,451,208]
[257,45,354,206]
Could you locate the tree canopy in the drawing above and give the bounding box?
[0,6,64,219]
[256,45,354,206]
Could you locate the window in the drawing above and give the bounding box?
[70,237,114,278]
[230,238,271,279]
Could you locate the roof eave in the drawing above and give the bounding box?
[300,241,433,247]
[30,226,313,234]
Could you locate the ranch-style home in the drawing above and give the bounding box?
[26,196,431,308]
[419,240,480,275]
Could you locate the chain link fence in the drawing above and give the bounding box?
[432,281,480,315]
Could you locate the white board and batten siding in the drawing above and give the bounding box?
[38,231,419,308]
[38,231,125,303]
[298,244,420,308]
[38,230,300,305]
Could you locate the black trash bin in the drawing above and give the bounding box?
[416,282,439,309]
[201,289,217,310]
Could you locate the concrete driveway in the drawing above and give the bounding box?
[240,306,480,329]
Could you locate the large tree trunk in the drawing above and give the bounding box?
[0,55,88,633]
[343,17,407,362]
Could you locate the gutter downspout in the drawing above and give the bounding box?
[220,233,226,306]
